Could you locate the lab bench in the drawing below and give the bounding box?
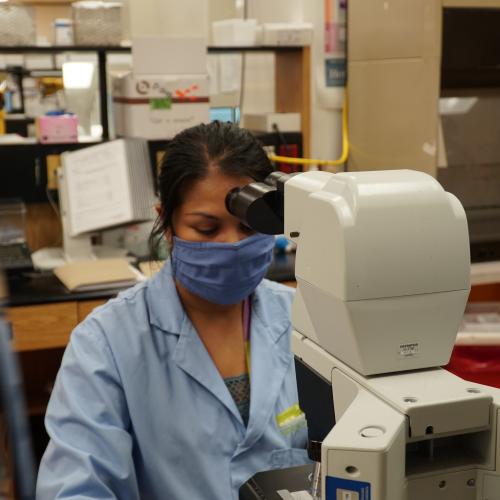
[3,274,121,474]
[6,273,122,421]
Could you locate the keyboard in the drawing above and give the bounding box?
[0,243,34,272]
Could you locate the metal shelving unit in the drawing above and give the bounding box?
[0,45,130,140]
[0,44,309,141]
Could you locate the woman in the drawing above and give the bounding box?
[36,122,309,500]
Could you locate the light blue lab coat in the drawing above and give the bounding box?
[36,261,309,500]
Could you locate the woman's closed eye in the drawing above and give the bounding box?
[194,226,218,236]
[193,223,255,237]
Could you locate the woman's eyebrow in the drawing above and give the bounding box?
[185,212,220,221]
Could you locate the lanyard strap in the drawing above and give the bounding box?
[243,297,251,373]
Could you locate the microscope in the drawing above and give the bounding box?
[228,170,500,500]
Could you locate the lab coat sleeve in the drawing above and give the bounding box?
[36,320,140,500]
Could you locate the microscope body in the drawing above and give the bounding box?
[286,170,500,499]
[293,331,500,499]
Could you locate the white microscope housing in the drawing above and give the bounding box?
[285,170,500,499]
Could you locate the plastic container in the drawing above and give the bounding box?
[0,3,36,46]
[72,1,122,46]
[212,19,258,47]
[445,302,500,388]
[36,114,78,144]
[54,18,74,46]
[0,199,27,245]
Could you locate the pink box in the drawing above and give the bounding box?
[37,115,78,144]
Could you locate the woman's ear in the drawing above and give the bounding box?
[155,203,173,246]
[165,227,173,245]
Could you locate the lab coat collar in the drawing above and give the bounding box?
[146,260,292,431]
[147,261,244,422]
[146,260,185,335]
[251,281,291,345]
[173,314,245,425]
[241,285,292,449]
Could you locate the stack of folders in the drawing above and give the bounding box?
[61,138,157,237]
[54,258,143,292]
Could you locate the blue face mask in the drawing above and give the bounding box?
[171,233,275,305]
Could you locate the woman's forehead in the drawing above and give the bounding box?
[180,170,253,211]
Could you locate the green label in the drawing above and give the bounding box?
[149,97,171,110]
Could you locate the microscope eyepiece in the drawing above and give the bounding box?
[225,172,293,235]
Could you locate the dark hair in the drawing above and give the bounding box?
[150,121,274,256]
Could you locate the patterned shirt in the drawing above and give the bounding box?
[224,373,251,426]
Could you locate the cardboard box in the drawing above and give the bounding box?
[113,37,210,140]
[348,57,439,174]
[348,0,441,62]
[112,73,209,140]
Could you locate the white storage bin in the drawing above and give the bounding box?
[0,3,36,46]
[212,19,258,47]
[72,1,123,46]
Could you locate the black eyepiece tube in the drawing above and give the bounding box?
[263,171,292,188]
[225,183,273,223]
[225,173,291,235]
